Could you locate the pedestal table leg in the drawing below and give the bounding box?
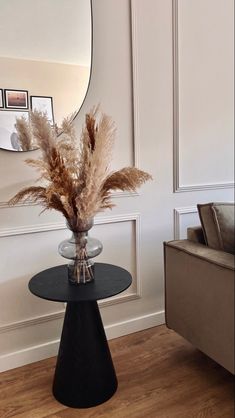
[52,301,118,408]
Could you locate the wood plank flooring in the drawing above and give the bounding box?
[0,325,234,418]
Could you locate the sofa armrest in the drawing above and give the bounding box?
[165,239,235,270]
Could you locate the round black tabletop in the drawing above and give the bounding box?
[29,263,132,303]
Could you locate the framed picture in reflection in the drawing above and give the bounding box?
[30,96,54,125]
[0,89,4,108]
[4,89,28,109]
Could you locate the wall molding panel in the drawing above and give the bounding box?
[0,310,65,335]
[172,0,234,193]
[0,190,139,211]
[0,221,66,238]
[0,213,142,333]
[174,205,197,239]
[130,0,140,169]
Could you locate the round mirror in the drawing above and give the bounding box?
[0,0,92,152]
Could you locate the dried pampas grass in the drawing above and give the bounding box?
[14,116,37,151]
[9,107,152,230]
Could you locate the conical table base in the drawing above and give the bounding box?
[53,301,117,408]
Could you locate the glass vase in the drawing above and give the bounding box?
[58,219,103,284]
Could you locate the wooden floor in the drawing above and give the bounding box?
[0,325,234,418]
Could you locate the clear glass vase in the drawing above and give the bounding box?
[58,219,103,284]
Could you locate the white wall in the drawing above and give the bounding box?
[0,0,234,371]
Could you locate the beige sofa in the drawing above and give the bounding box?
[164,202,235,374]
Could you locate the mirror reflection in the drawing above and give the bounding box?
[0,0,92,152]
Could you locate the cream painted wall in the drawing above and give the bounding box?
[0,0,234,371]
[0,57,90,125]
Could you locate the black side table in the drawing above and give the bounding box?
[29,263,132,408]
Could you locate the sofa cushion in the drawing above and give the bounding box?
[197,202,235,254]
[187,226,205,244]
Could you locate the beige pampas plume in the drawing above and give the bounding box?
[8,108,152,228]
[14,116,37,151]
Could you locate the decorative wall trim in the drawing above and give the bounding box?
[0,191,139,210]
[130,0,140,169]
[0,201,39,209]
[0,221,66,238]
[112,190,139,198]
[172,0,234,193]
[96,212,142,305]
[0,296,141,336]
[0,213,142,332]
[173,206,197,239]
[172,0,180,193]
[0,310,165,372]
[0,310,65,334]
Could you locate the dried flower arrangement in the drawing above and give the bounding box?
[9,107,152,282]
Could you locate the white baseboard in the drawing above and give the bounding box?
[0,310,165,373]
[105,310,165,339]
[0,340,60,373]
